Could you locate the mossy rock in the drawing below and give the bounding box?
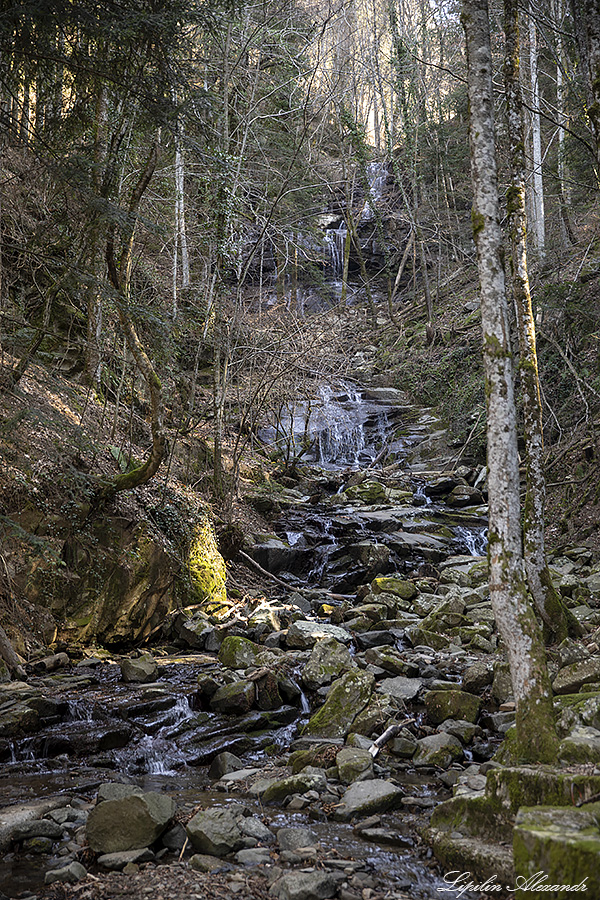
[405,626,451,651]
[217,635,261,669]
[188,520,227,609]
[487,766,600,814]
[513,804,600,899]
[559,727,600,764]
[209,681,255,714]
[370,576,418,601]
[304,670,375,739]
[425,689,481,725]
[344,480,387,503]
[301,637,355,690]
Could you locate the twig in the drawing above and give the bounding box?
[369,719,416,758]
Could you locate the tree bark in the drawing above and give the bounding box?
[571,0,600,172]
[504,0,576,642]
[462,0,558,764]
[528,3,546,259]
[96,136,165,504]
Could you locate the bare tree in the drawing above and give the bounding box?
[462,0,558,763]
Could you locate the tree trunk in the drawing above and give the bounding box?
[528,2,546,259]
[0,625,26,681]
[462,0,558,764]
[570,0,600,171]
[97,136,165,505]
[504,0,576,642]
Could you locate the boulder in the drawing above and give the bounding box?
[513,804,600,899]
[413,732,463,767]
[553,658,600,695]
[269,871,337,900]
[333,779,404,821]
[186,807,246,857]
[218,636,261,669]
[371,576,418,601]
[190,853,225,872]
[97,848,155,870]
[210,681,255,714]
[301,637,355,689]
[208,752,245,780]
[254,671,282,710]
[286,620,351,649]
[305,670,375,738]
[44,862,87,885]
[120,655,157,684]
[559,726,600,764]
[462,660,494,694]
[86,791,176,853]
[277,826,316,851]
[344,480,387,503]
[425,690,482,725]
[377,676,422,702]
[261,771,327,803]
[336,747,374,783]
[171,611,213,649]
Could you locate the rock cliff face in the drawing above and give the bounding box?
[25,514,228,647]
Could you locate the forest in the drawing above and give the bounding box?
[1,0,600,897]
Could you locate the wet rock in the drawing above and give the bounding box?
[254,670,283,710]
[44,861,87,884]
[246,535,304,574]
[210,681,255,714]
[336,747,374,783]
[305,670,375,738]
[302,637,355,689]
[446,485,484,507]
[333,779,404,821]
[390,734,418,758]
[97,848,155,870]
[261,771,327,803]
[12,819,64,841]
[377,675,422,701]
[413,732,463,766]
[0,796,70,852]
[425,689,481,725]
[120,654,158,684]
[209,751,245,779]
[161,822,187,850]
[186,807,246,857]
[344,480,387,503]
[553,658,600,695]
[286,620,352,649]
[269,870,337,900]
[218,635,261,668]
[86,790,176,853]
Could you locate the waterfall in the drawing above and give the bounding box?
[325,223,347,276]
[362,161,388,221]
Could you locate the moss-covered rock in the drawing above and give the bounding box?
[405,625,451,650]
[217,635,261,669]
[513,804,600,899]
[559,726,600,764]
[370,576,418,601]
[344,480,387,503]
[413,732,463,767]
[209,681,255,714]
[304,670,375,738]
[425,689,481,725]
[301,637,355,690]
[188,520,227,611]
[260,770,327,803]
[336,747,373,784]
[486,766,600,815]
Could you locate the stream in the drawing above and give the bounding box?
[0,384,490,899]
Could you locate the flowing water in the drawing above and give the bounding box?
[0,385,487,899]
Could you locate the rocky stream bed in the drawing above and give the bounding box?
[2,387,600,900]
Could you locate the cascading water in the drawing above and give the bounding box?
[325,222,347,277]
[362,161,388,221]
[454,525,488,556]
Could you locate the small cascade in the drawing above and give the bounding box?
[362,161,388,221]
[325,223,347,276]
[454,525,488,556]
